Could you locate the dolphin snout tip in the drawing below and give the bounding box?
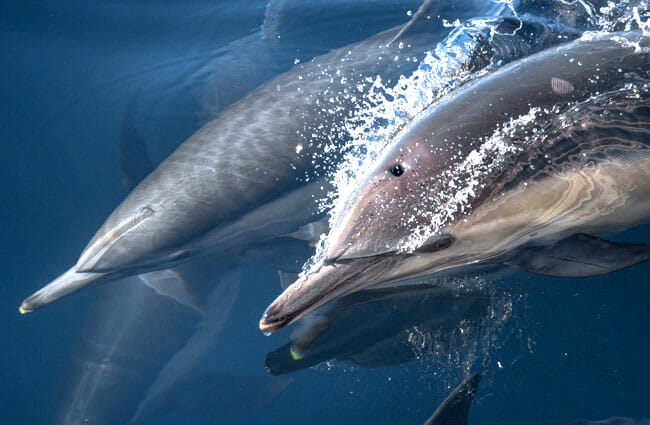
[259,318,279,334]
[258,307,288,334]
[18,302,33,315]
[19,293,43,315]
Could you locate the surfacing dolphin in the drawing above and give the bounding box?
[20,7,569,313]
[260,31,650,332]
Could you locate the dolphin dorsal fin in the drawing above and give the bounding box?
[118,95,155,192]
[278,271,299,290]
[387,0,435,46]
[423,374,482,425]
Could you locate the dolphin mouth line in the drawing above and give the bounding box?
[259,258,384,333]
[324,249,403,265]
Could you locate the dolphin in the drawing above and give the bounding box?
[260,31,650,332]
[50,6,425,420]
[20,6,570,313]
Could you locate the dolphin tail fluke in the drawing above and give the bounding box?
[502,234,650,278]
[19,267,107,314]
[423,374,481,425]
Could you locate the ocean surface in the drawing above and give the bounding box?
[1,1,649,424]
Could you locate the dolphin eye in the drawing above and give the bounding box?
[389,164,405,177]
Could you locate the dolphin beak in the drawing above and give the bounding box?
[259,256,392,333]
[19,267,107,313]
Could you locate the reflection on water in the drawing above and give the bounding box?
[266,279,514,376]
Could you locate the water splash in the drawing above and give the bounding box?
[402,107,541,251]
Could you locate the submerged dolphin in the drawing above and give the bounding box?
[260,31,650,332]
[20,8,568,312]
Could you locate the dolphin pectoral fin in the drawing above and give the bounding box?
[20,268,107,313]
[423,374,481,425]
[415,234,455,253]
[138,270,204,314]
[502,234,650,278]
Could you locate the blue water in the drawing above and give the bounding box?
[1,1,649,424]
